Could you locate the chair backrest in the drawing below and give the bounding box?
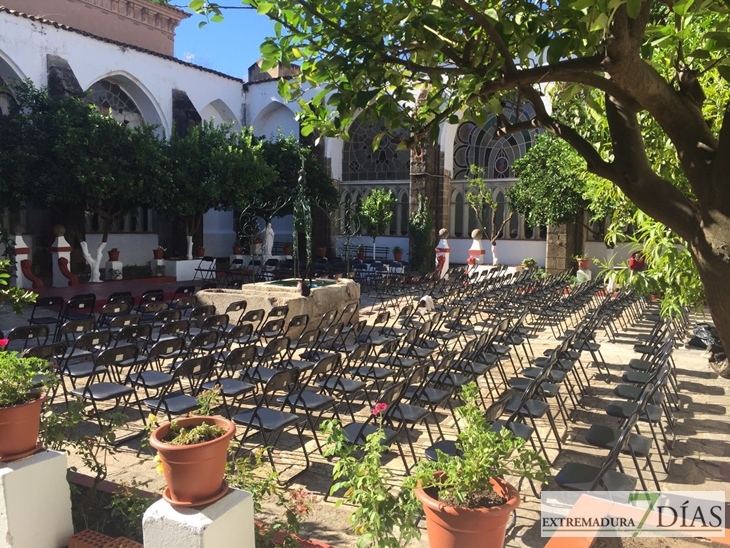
[99,302,131,317]
[223,345,258,375]
[190,305,216,322]
[34,296,64,311]
[484,391,513,423]
[171,286,195,302]
[108,314,141,329]
[152,309,182,325]
[287,314,309,332]
[260,337,290,361]
[7,324,48,348]
[346,342,372,367]
[267,305,289,320]
[202,313,229,331]
[590,412,640,491]
[72,330,112,352]
[225,323,254,344]
[141,302,168,315]
[63,295,96,319]
[57,318,97,339]
[260,368,300,405]
[147,337,185,360]
[115,324,151,345]
[317,309,339,330]
[240,309,265,329]
[95,344,139,371]
[109,294,135,308]
[260,318,286,335]
[189,330,220,354]
[157,320,191,339]
[172,354,216,392]
[292,328,320,350]
[225,300,247,315]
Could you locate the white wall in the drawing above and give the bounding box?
[84,233,159,266]
[447,238,547,266]
[585,241,634,277]
[0,11,243,135]
[203,210,236,257]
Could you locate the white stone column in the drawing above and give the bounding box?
[105,261,124,280]
[0,451,74,548]
[50,226,73,288]
[143,489,255,548]
[467,229,484,270]
[151,259,165,277]
[435,228,450,279]
[12,234,32,289]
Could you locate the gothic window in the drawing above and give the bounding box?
[342,120,410,181]
[452,103,538,180]
[85,79,144,128]
[509,210,520,239]
[452,192,464,238]
[494,191,505,239]
[399,191,409,236]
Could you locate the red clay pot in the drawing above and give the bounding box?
[393,252,403,262]
[577,258,591,270]
[357,251,365,260]
[149,416,235,507]
[414,478,520,548]
[283,245,293,256]
[0,394,46,462]
[195,248,206,258]
[153,249,164,260]
[232,246,243,255]
[317,248,327,258]
[108,250,120,262]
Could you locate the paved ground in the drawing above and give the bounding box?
[3,291,730,548]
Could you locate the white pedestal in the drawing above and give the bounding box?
[50,236,72,288]
[105,260,123,280]
[143,488,255,548]
[0,450,73,548]
[151,259,166,277]
[435,237,450,279]
[12,235,32,289]
[168,259,203,282]
[229,254,244,265]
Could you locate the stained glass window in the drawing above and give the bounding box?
[452,103,538,180]
[85,79,144,128]
[342,121,410,181]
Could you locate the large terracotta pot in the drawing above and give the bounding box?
[149,416,235,507]
[232,246,242,255]
[577,258,591,270]
[0,394,46,462]
[195,248,206,258]
[153,249,164,260]
[108,250,120,262]
[414,478,520,548]
[393,252,403,262]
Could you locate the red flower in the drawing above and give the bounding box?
[0,339,8,348]
[372,402,388,416]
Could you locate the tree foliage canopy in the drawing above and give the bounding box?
[510,133,589,227]
[359,189,396,242]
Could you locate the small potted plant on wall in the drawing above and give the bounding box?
[392,246,404,262]
[0,339,57,462]
[153,245,166,260]
[108,248,120,262]
[232,242,243,255]
[521,257,537,269]
[283,241,293,256]
[149,390,236,507]
[573,253,591,270]
[357,244,365,260]
[195,246,206,258]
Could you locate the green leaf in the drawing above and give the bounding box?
[626,0,642,19]
[256,1,274,14]
[189,0,205,11]
[717,65,730,83]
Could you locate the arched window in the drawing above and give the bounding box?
[453,192,464,238]
[509,210,520,239]
[342,120,410,181]
[399,191,409,236]
[85,79,144,128]
[494,191,505,239]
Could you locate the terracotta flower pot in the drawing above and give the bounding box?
[357,251,365,260]
[577,258,591,270]
[149,416,235,507]
[195,248,206,258]
[283,246,293,256]
[393,252,403,262]
[153,249,164,260]
[0,394,46,462]
[414,478,520,548]
[108,250,120,262]
[317,248,327,258]
[232,246,242,255]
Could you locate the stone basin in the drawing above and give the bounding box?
[196,278,360,325]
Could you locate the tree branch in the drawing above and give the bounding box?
[450,0,516,74]
[605,94,699,242]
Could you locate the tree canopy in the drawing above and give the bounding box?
[190,0,730,362]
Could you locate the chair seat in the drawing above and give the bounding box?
[622,370,652,384]
[63,362,106,379]
[584,424,653,457]
[353,366,395,381]
[399,347,433,359]
[286,359,315,372]
[522,367,566,384]
[455,361,489,376]
[71,382,133,401]
[544,349,580,360]
[232,407,300,431]
[430,371,470,388]
[145,392,198,415]
[490,344,510,355]
[203,378,255,397]
[318,376,366,393]
[613,384,665,404]
[628,358,653,371]
[342,422,399,446]
[633,344,659,355]
[62,348,93,361]
[425,439,460,461]
[128,370,172,389]
[506,395,550,418]
[605,401,663,422]
[285,389,335,411]
[555,462,637,491]
[406,386,450,406]
[489,419,533,440]
[30,316,59,325]
[242,367,280,384]
[396,402,429,423]
[508,377,560,398]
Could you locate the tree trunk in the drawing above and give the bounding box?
[186,235,193,261]
[80,240,107,283]
[372,237,377,260]
[491,242,499,265]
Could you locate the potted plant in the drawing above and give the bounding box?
[521,257,537,269]
[357,244,365,260]
[573,253,591,270]
[148,390,235,507]
[232,243,243,255]
[0,339,57,462]
[322,383,548,548]
[153,246,166,260]
[410,384,549,547]
[108,248,120,262]
[283,241,293,256]
[195,246,206,258]
[393,246,404,262]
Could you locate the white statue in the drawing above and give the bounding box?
[263,222,275,263]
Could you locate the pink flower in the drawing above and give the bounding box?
[372,402,388,416]
[0,339,8,348]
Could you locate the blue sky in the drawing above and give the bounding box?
[173,6,276,79]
